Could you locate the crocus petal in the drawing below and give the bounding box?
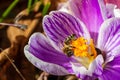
[24,33,73,75]
[71,55,104,79]
[24,46,70,75]
[97,18,120,56]
[43,11,90,46]
[89,55,104,76]
[106,3,116,17]
[114,8,120,17]
[68,0,104,41]
[106,3,120,18]
[99,55,120,80]
[58,1,71,13]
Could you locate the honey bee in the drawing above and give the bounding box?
[63,34,76,57]
[64,34,76,45]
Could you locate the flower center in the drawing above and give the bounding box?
[63,34,97,68]
[72,37,97,58]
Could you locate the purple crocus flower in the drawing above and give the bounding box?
[24,0,120,80]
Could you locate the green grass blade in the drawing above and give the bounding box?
[0,0,19,22]
[42,2,51,16]
[27,0,32,14]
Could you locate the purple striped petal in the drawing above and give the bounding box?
[43,11,90,46]
[68,0,104,42]
[97,18,120,57]
[24,33,73,75]
[24,46,70,75]
[99,55,120,80]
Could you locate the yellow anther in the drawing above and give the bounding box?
[89,39,97,58]
[71,37,97,59]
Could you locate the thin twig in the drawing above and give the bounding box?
[0,23,27,30]
[4,52,26,80]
